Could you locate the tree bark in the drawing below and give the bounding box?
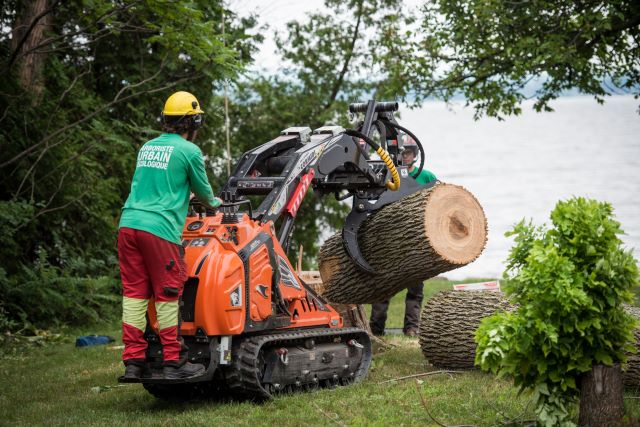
[318,183,487,304]
[418,290,512,369]
[578,364,624,427]
[622,305,640,389]
[10,0,54,104]
[299,270,371,334]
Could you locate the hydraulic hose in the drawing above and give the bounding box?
[344,129,400,191]
[385,121,425,179]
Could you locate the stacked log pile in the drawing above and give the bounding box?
[318,183,488,304]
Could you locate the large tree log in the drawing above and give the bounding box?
[418,290,512,369]
[318,183,487,304]
[419,292,640,391]
[299,270,371,334]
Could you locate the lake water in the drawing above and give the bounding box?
[401,95,640,280]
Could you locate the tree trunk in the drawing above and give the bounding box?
[418,290,512,369]
[299,270,371,334]
[623,305,640,389]
[318,183,487,304]
[10,0,53,103]
[578,364,624,427]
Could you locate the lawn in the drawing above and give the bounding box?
[1,278,639,426]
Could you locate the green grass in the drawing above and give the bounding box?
[1,278,639,426]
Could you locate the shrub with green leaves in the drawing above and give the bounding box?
[475,197,638,426]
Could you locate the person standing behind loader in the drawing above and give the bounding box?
[118,91,222,380]
[369,135,436,337]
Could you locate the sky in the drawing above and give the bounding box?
[230,0,325,71]
[230,0,423,72]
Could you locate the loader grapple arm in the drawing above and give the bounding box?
[219,100,427,272]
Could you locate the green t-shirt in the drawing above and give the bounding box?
[119,133,216,244]
[409,166,437,185]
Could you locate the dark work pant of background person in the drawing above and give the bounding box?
[369,283,424,336]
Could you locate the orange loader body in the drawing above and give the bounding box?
[147,213,342,338]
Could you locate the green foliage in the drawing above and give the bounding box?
[384,0,640,118]
[0,248,119,332]
[476,197,638,426]
[0,1,258,331]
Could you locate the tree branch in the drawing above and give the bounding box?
[414,381,476,427]
[7,1,139,68]
[1,65,199,169]
[322,0,364,111]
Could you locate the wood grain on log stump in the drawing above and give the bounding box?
[418,290,512,369]
[578,364,624,427]
[318,183,487,304]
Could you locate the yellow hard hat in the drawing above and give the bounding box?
[162,91,204,116]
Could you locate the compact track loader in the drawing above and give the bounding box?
[119,100,428,400]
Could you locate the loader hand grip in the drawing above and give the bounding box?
[348,101,398,114]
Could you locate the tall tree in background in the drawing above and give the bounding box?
[0,0,258,329]
[380,0,640,118]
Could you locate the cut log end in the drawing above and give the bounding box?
[318,183,488,304]
[424,184,487,265]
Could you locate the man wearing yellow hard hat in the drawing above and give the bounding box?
[118,91,222,380]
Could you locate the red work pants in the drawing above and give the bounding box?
[118,227,187,366]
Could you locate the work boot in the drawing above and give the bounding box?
[163,362,205,379]
[123,364,143,380]
[404,328,419,337]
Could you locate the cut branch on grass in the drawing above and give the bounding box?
[487,398,534,426]
[379,370,460,384]
[371,334,396,352]
[312,402,346,427]
[414,381,476,427]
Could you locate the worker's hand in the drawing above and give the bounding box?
[211,197,223,208]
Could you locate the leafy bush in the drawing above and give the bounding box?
[475,197,638,426]
[0,249,120,333]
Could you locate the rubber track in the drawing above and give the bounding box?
[224,327,372,401]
